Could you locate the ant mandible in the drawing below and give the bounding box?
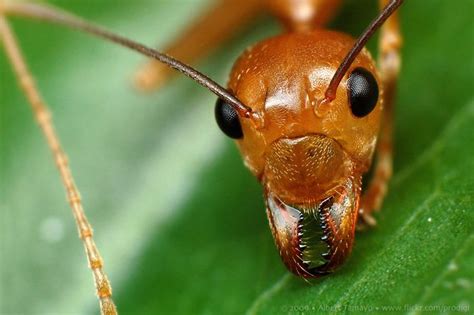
[0,0,403,314]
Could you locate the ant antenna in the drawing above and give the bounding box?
[324,0,404,103]
[3,1,253,117]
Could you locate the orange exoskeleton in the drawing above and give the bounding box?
[220,31,382,276]
[213,1,403,276]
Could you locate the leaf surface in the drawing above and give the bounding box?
[0,1,472,314]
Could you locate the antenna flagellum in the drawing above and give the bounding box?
[3,1,252,117]
[324,0,404,103]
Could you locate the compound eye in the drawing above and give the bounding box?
[214,98,243,139]
[347,67,379,117]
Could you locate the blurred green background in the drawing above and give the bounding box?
[0,1,473,314]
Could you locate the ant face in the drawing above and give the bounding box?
[216,30,383,276]
[227,30,383,178]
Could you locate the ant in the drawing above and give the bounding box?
[0,0,403,314]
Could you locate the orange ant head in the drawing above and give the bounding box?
[215,30,382,276]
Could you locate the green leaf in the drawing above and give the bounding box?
[1,1,472,314]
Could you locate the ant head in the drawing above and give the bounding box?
[214,0,403,276]
[219,32,381,276]
[214,0,403,182]
[223,30,382,179]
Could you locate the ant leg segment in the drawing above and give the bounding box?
[358,0,402,227]
[134,0,263,91]
[265,0,343,32]
[0,12,117,315]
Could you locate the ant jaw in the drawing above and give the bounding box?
[264,176,360,277]
[261,133,362,277]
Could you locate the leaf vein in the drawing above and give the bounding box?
[329,189,440,313]
[245,273,292,315]
[392,99,474,186]
[408,234,474,315]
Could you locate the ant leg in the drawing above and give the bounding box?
[265,0,343,32]
[358,0,402,227]
[0,10,117,315]
[134,0,263,91]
